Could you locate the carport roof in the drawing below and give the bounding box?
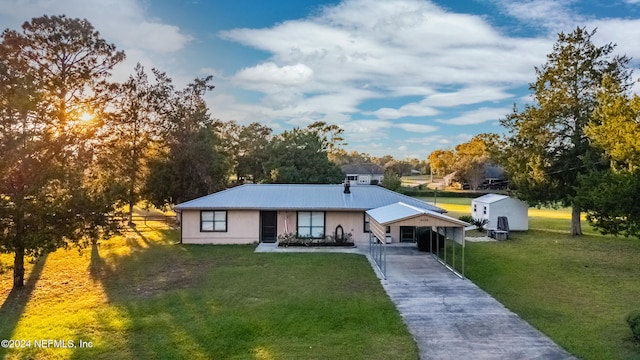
[366,202,469,226]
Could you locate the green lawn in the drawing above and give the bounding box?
[3,200,640,359]
[0,223,417,359]
[430,197,640,359]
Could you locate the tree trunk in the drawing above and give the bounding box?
[570,205,582,236]
[13,245,25,289]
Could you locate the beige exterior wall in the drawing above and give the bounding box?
[278,210,368,242]
[326,211,367,242]
[181,210,260,244]
[180,209,371,245]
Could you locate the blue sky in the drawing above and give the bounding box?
[2,0,640,159]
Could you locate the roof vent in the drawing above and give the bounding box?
[344,182,351,194]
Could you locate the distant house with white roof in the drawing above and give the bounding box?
[471,194,529,231]
[341,163,385,185]
[173,183,465,245]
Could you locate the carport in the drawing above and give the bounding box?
[366,202,468,279]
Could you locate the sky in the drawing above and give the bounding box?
[2,0,640,159]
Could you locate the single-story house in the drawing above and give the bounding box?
[174,183,463,245]
[471,194,529,231]
[341,163,385,185]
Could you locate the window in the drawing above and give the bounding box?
[473,204,477,212]
[386,226,391,234]
[483,206,487,215]
[201,210,227,232]
[400,226,416,242]
[364,214,370,232]
[347,175,358,181]
[297,211,325,238]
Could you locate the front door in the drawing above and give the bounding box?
[260,211,277,243]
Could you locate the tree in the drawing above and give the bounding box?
[331,150,373,166]
[499,27,631,235]
[428,149,455,176]
[102,63,172,223]
[381,169,402,191]
[265,127,344,184]
[143,76,229,206]
[453,134,497,190]
[218,121,272,183]
[306,121,347,161]
[576,76,640,237]
[0,15,125,288]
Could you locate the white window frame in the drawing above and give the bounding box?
[297,211,325,239]
[201,210,227,232]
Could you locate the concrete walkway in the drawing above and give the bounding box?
[256,242,575,359]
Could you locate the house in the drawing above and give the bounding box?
[173,183,459,245]
[471,194,529,231]
[341,163,385,185]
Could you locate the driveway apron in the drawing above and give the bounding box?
[381,245,575,360]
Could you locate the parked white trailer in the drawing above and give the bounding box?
[471,194,529,231]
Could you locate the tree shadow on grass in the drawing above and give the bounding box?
[76,227,266,359]
[0,254,48,342]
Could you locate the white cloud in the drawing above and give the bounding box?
[235,62,313,88]
[436,107,512,125]
[0,0,192,84]
[393,123,438,133]
[494,0,582,32]
[370,103,439,120]
[215,0,556,152]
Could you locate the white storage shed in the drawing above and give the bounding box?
[471,194,529,231]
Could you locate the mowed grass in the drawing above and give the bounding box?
[425,196,640,359]
[0,223,417,359]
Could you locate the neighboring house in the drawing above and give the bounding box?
[174,183,455,245]
[471,194,529,231]
[341,163,384,185]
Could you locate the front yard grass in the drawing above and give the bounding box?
[0,223,417,359]
[431,196,640,359]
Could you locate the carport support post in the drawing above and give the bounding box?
[453,229,455,272]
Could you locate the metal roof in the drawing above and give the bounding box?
[174,184,445,213]
[472,194,510,204]
[366,202,468,226]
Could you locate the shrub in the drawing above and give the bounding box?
[471,218,489,232]
[459,215,474,223]
[627,309,640,341]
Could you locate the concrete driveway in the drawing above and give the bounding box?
[256,242,576,359]
[380,245,575,360]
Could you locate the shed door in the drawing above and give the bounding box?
[260,211,277,243]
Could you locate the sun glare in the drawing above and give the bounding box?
[80,112,92,122]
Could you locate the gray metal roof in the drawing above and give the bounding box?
[366,202,468,226]
[174,184,445,213]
